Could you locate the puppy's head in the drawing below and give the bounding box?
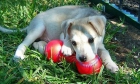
[62,15,106,62]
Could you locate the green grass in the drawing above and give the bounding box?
[0,0,140,84]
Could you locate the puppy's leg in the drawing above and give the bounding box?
[33,41,46,54]
[60,33,74,56]
[98,44,119,73]
[13,24,45,61]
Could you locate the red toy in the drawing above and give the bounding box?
[45,40,102,74]
[76,55,102,74]
[45,40,77,63]
[45,40,63,63]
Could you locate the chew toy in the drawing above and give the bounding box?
[45,40,63,63]
[45,40,102,74]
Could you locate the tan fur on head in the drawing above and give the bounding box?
[88,15,106,36]
[61,16,107,39]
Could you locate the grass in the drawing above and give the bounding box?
[0,0,140,84]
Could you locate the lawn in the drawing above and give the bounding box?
[0,0,140,84]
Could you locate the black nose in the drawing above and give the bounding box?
[79,56,87,62]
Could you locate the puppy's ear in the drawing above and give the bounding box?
[61,19,74,39]
[88,15,106,36]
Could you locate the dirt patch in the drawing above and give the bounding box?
[109,18,140,69]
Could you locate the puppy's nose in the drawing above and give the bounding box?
[79,56,87,62]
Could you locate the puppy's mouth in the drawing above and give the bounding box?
[68,52,96,63]
[77,54,97,63]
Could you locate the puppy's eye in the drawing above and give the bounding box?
[88,38,94,43]
[71,41,77,46]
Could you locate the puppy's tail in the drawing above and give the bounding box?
[0,26,28,34]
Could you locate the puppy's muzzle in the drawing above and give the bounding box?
[79,55,87,62]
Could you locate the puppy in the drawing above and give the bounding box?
[0,6,119,73]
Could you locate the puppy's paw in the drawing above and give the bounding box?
[105,61,119,73]
[33,41,46,54]
[13,55,25,62]
[61,45,73,56]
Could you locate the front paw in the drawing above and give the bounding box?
[13,55,25,62]
[61,45,73,56]
[105,61,119,73]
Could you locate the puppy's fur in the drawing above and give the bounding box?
[0,6,119,73]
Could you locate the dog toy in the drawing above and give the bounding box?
[44,40,102,74]
[76,55,102,74]
[44,40,63,63]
